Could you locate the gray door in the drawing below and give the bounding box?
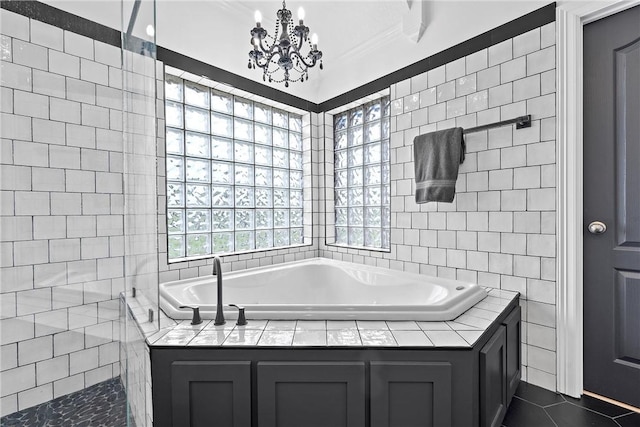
[583,5,640,408]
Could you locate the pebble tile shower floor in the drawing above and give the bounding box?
[0,378,130,427]
[1,379,638,426]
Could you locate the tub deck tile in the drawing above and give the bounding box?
[447,320,484,331]
[457,330,485,346]
[201,322,235,333]
[327,320,358,330]
[155,329,199,346]
[392,330,434,346]
[386,321,421,331]
[265,320,297,331]
[425,331,469,347]
[147,328,172,344]
[452,313,494,329]
[188,330,230,346]
[360,330,397,346]
[258,330,295,346]
[417,321,452,331]
[295,320,326,331]
[174,319,211,331]
[489,289,521,300]
[466,307,501,321]
[483,295,511,308]
[357,320,389,330]
[223,329,263,346]
[474,299,506,313]
[292,330,327,346]
[236,319,268,330]
[327,329,362,346]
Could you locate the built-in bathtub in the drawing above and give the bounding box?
[159,257,488,321]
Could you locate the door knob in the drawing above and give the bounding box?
[588,221,607,235]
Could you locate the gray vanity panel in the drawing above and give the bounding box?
[480,325,507,427]
[257,361,366,427]
[170,361,251,427]
[503,305,521,405]
[370,361,452,427]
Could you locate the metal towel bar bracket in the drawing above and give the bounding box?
[463,115,532,134]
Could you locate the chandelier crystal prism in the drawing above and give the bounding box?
[248,1,323,87]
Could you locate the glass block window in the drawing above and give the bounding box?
[334,97,391,249]
[165,74,305,260]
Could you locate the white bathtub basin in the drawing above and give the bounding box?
[159,257,487,321]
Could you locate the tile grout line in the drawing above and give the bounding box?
[612,411,636,419]
[541,406,561,427]
[561,398,629,420]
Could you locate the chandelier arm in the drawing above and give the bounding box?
[256,38,269,54]
[265,60,284,75]
[294,34,305,52]
[290,50,317,68]
[254,58,269,70]
[292,63,308,73]
[256,49,282,70]
[291,57,308,72]
[293,26,309,52]
[257,37,281,58]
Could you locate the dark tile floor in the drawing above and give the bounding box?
[0,378,130,427]
[504,382,640,427]
[1,378,638,426]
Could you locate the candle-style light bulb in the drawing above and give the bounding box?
[311,33,318,49]
[254,10,262,26]
[298,7,305,24]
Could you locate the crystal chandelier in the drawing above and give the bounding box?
[248,1,323,87]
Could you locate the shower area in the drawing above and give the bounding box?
[0,0,160,425]
[121,0,160,425]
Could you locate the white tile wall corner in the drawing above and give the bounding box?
[319,22,558,391]
[0,9,124,417]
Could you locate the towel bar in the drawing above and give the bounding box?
[463,115,531,134]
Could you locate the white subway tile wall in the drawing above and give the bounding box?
[320,22,557,391]
[0,10,124,416]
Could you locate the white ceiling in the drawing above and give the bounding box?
[41,0,549,104]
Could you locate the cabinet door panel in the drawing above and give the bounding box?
[370,362,452,427]
[171,361,251,427]
[502,306,521,404]
[480,326,507,427]
[257,361,366,427]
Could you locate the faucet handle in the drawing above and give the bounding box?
[228,304,248,326]
[179,305,203,325]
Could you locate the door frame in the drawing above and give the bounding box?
[556,0,640,398]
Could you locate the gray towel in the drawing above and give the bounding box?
[413,127,465,203]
